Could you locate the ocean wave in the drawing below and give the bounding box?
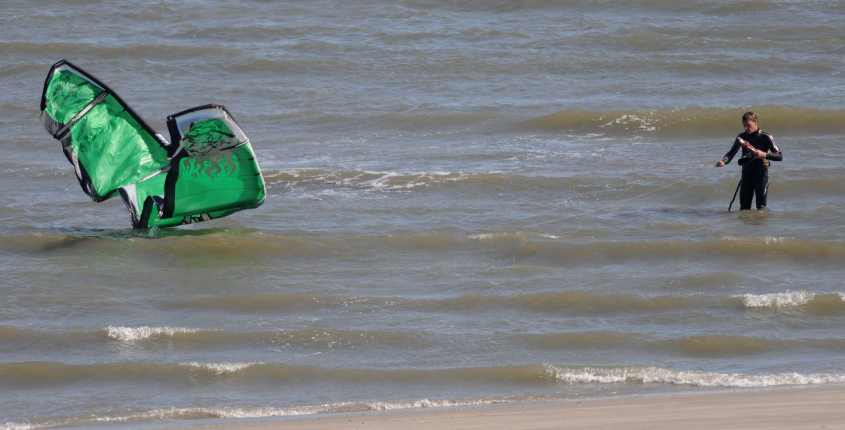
[104,326,201,342]
[0,362,558,388]
[2,423,34,430]
[7,323,845,362]
[0,325,429,352]
[516,331,641,349]
[5,361,845,390]
[739,291,818,308]
[736,291,845,314]
[163,292,368,312]
[409,291,704,314]
[263,168,655,194]
[5,357,842,430]
[7,397,509,429]
[5,231,845,269]
[547,365,845,387]
[521,106,845,136]
[519,237,845,266]
[657,335,775,357]
[163,290,710,315]
[7,164,844,203]
[264,168,845,198]
[265,169,478,192]
[517,332,845,357]
[268,327,428,348]
[181,361,259,375]
[164,288,845,317]
[109,326,424,348]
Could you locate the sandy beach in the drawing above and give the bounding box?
[185,387,845,430]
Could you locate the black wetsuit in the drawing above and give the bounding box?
[721,130,782,210]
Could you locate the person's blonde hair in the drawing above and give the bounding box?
[742,111,758,124]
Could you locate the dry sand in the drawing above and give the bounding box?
[183,386,845,430]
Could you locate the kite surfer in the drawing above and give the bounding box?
[716,111,783,210]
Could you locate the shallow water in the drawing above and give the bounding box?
[1,0,845,428]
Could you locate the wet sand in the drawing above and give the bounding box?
[187,386,845,430]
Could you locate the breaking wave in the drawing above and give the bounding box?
[0,325,425,351]
[521,106,845,136]
[0,362,558,388]
[9,325,845,358]
[2,397,508,430]
[6,357,845,430]
[5,361,845,390]
[546,365,845,387]
[104,326,200,342]
[181,361,258,375]
[736,291,845,314]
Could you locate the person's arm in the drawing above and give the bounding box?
[716,138,741,167]
[765,134,782,162]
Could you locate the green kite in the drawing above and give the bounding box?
[39,59,266,228]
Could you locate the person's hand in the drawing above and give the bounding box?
[715,160,725,167]
[754,149,767,159]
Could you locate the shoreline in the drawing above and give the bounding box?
[174,385,845,430]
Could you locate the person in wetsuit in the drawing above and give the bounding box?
[716,111,783,210]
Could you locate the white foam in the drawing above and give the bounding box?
[546,365,845,388]
[104,326,201,342]
[181,361,259,374]
[367,171,469,191]
[468,232,527,241]
[734,291,845,309]
[57,398,507,427]
[366,398,502,411]
[271,168,476,192]
[364,171,401,190]
[721,236,790,245]
[2,423,34,430]
[737,291,814,308]
[602,113,658,132]
[91,406,315,423]
[763,236,787,245]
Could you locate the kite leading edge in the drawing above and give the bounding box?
[39,59,266,229]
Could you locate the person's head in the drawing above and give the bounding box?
[742,111,759,134]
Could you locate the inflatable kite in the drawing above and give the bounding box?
[39,59,265,228]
